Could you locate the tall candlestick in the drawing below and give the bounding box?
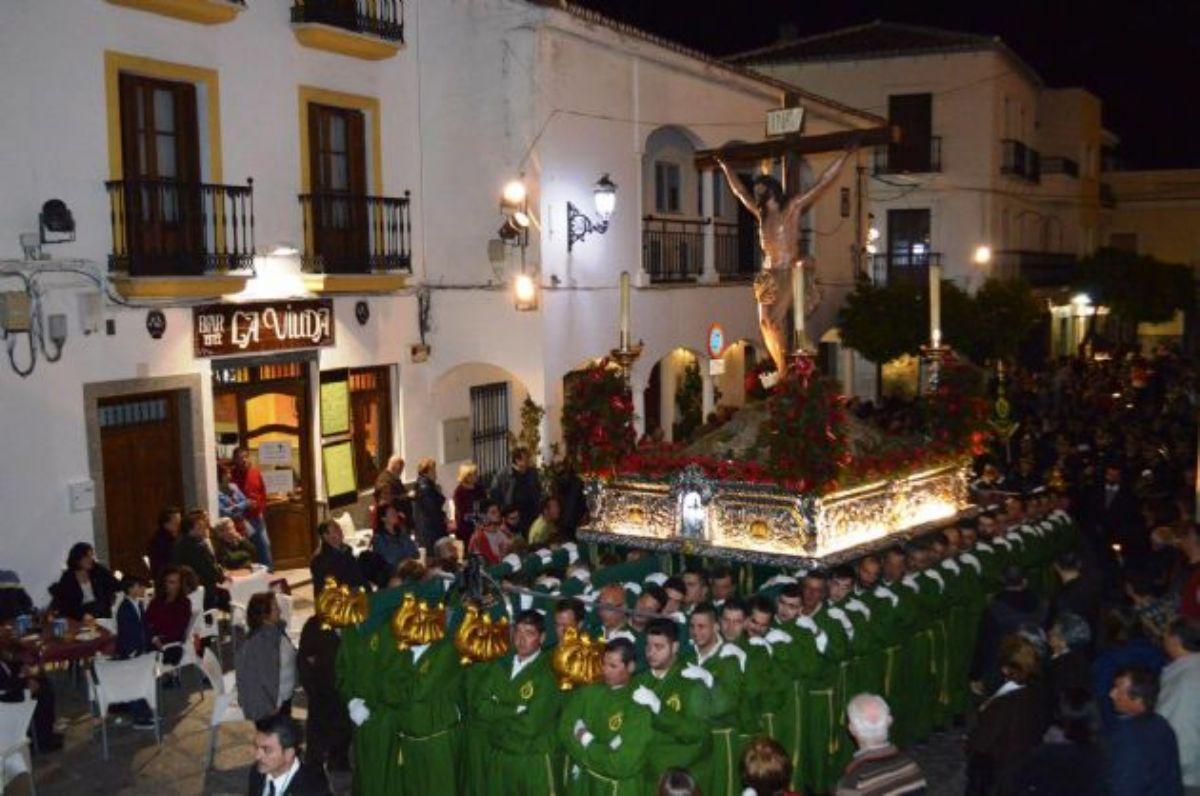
[929,261,942,347]
[619,270,631,350]
[792,262,809,351]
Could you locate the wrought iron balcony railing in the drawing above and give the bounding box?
[299,191,412,274]
[870,252,941,286]
[874,136,943,175]
[1001,139,1041,183]
[642,215,705,283]
[992,250,1076,288]
[1041,157,1079,178]
[291,0,403,42]
[106,178,254,277]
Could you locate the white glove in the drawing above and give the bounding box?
[535,575,561,590]
[632,685,661,714]
[578,730,595,748]
[516,704,527,715]
[347,698,370,726]
[608,734,622,750]
[764,628,792,646]
[535,548,553,565]
[761,574,797,589]
[681,663,714,689]
[795,614,819,633]
[644,572,668,586]
[562,542,579,564]
[573,719,586,735]
[568,567,591,585]
[503,553,522,572]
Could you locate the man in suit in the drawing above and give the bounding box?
[248,713,331,796]
[1108,665,1183,796]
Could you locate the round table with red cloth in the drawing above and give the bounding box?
[0,618,115,669]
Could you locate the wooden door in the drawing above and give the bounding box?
[99,392,185,576]
[308,103,368,273]
[118,74,203,275]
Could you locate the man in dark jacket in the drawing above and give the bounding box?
[489,447,542,536]
[1049,550,1102,638]
[298,615,351,774]
[0,649,61,751]
[248,713,332,796]
[972,565,1047,686]
[146,506,181,581]
[170,510,230,611]
[309,521,367,599]
[1108,665,1183,796]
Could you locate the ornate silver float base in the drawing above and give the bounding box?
[579,461,971,568]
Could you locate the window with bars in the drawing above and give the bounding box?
[349,367,391,490]
[470,382,509,485]
[99,397,169,428]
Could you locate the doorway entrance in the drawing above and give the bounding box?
[212,359,316,570]
[99,392,186,576]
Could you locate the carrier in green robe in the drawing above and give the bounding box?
[476,650,564,796]
[335,624,402,796]
[633,660,714,792]
[682,641,746,796]
[558,683,654,796]
[799,606,851,795]
[384,639,464,796]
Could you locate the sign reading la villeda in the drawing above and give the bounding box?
[193,299,335,357]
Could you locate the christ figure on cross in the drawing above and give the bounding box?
[715,148,854,373]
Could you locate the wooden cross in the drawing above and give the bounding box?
[694,125,897,172]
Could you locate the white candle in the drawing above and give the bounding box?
[929,262,942,347]
[792,263,806,339]
[619,270,631,350]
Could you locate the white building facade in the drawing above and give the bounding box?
[730,22,1106,300]
[0,0,878,600]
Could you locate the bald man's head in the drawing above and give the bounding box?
[597,584,626,630]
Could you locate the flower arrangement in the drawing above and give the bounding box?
[562,359,636,475]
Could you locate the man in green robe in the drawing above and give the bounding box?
[558,638,654,796]
[634,618,714,792]
[796,571,852,795]
[683,603,744,796]
[336,623,402,796]
[855,554,901,701]
[383,635,464,795]
[476,609,563,796]
[743,594,790,742]
[902,545,943,743]
[720,597,779,743]
[880,546,922,749]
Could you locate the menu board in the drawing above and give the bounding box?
[320,376,350,437]
[322,441,357,506]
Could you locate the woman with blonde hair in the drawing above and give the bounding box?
[413,457,448,555]
[452,462,486,544]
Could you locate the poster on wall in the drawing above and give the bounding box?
[257,441,293,468]
[261,469,295,496]
[322,441,358,508]
[319,372,351,437]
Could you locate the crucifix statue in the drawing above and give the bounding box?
[714,149,854,373]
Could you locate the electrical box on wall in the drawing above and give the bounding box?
[67,479,96,513]
[78,292,103,335]
[0,292,31,331]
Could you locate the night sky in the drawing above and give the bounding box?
[575,0,1200,170]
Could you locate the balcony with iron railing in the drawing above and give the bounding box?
[291,0,404,59]
[992,250,1076,288]
[299,191,412,290]
[1041,157,1079,178]
[1001,139,1041,183]
[870,252,941,286]
[874,136,943,175]
[642,215,706,283]
[106,178,255,297]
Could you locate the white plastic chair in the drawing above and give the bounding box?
[156,605,207,687]
[0,695,36,795]
[187,586,221,644]
[199,648,244,770]
[88,654,161,759]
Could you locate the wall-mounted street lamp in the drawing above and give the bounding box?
[499,179,530,246]
[567,174,617,252]
[513,272,538,311]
